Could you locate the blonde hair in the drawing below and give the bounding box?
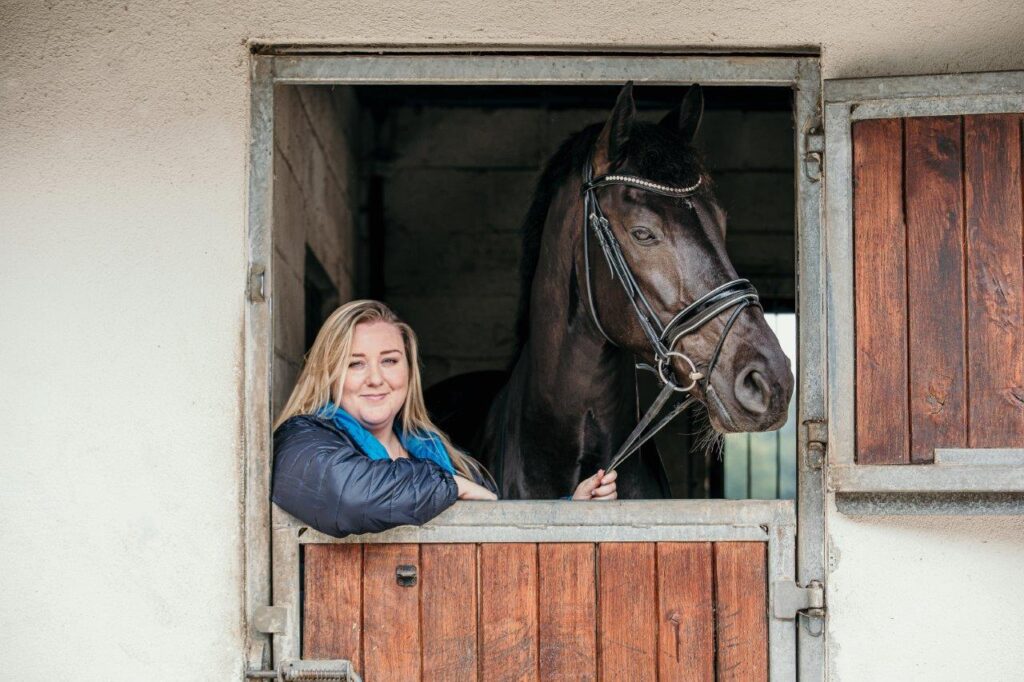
[275,299,490,483]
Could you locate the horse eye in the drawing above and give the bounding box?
[630,227,657,244]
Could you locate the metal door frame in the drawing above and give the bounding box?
[243,51,826,679]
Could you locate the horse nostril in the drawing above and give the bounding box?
[734,366,771,415]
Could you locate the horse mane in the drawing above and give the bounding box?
[513,118,711,354]
[513,123,600,352]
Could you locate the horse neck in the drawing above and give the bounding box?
[520,185,637,450]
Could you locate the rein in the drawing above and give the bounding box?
[580,157,761,472]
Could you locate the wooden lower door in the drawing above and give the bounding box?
[302,541,768,681]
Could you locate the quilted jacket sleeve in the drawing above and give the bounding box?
[271,415,459,538]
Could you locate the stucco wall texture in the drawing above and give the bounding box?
[3,1,1024,680]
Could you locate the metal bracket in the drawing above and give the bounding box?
[803,125,825,182]
[804,419,828,471]
[773,580,825,637]
[253,605,289,634]
[772,579,824,619]
[248,264,266,303]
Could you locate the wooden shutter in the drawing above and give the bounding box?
[852,112,1024,464]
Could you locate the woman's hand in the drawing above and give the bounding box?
[454,475,498,501]
[572,469,618,501]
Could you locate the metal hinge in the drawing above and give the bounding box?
[804,419,828,471]
[253,605,289,634]
[773,580,826,636]
[248,264,266,303]
[246,659,362,681]
[803,125,824,182]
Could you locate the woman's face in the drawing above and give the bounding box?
[335,321,410,435]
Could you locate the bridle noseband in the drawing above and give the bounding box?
[580,156,762,472]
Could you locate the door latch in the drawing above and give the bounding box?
[246,659,361,681]
[396,564,417,587]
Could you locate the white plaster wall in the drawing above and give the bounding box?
[828,512,1024,680]
[2,1,1024,679]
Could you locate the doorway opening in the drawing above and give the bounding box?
[270,82,796,499]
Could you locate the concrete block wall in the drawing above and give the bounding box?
[376,101,793,389]
[701,110,795,304]
[379,106,549,388]
[272,85,361,417]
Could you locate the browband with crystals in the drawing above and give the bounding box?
[583,174,703,198]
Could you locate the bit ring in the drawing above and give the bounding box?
[657,351,701,393]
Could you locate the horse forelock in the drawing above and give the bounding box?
[619,122,712,194]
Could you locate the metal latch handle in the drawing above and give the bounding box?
[396,564,417,587]
[246,659,361,681]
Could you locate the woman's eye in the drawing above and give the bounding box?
[348,360,365,369]
[382,358,398,366]
[630,227,657,244]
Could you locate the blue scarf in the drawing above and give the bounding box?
[319,402,456,475]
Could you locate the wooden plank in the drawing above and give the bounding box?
[853,118,911,464]
[714,542,768,682]
[965,114,1024,447]
[598,543,656,681]
[422,544,478,681]
[538,543,596,681]
[480,543,539,682]
[904,116,968,462]
[302,544,362,669]
[657,543,714,681]
[362,544,421,680]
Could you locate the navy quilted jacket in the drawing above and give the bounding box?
[271,414,487,538]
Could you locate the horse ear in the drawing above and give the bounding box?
[660,84,704,143]
[593,81,636,173]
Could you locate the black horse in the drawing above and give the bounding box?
[429,83,794,499]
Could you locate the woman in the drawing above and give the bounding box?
[272,300,617,538]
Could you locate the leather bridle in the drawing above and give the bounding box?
[580,155,761,472]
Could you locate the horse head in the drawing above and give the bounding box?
[578,82,794,434]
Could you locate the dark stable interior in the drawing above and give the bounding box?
[281,83,795,499]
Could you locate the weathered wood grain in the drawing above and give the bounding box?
[480,543,539,681]
[905,116,968,462]
[538,543,597,681]
[362,544,421,680]
[598,543,657,681]
[302,544,363,669]
[965,114,1024,447]
[714,542,768,682]
[422,544,478,681]
[657,543,714,681]
[853,118,911,464]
